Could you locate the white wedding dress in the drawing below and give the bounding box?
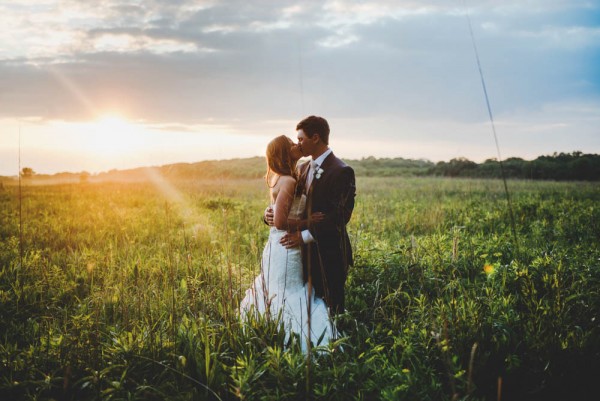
[240,195,334,352]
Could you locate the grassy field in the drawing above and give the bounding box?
[1,176,599,400]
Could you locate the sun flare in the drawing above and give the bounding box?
[86,115,142,158]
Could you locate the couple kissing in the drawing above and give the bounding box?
[240,115,356,352]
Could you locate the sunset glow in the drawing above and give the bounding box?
[85,115,143,158]
[0,1,598,175]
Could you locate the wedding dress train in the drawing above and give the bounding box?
[240,195,334,351]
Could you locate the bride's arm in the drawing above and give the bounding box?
[273,176,296,230]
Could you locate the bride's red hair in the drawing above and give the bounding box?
[266,135,297,186]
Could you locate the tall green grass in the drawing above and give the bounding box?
[0,177,598,400]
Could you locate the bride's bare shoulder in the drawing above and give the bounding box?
[270,175,296,199]
[273,175,297,199]
[278,175,297,186]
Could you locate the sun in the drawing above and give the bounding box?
[87,115,142,158]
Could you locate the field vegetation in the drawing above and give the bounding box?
[1,175,599,400]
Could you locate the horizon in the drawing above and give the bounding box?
[1,1,599,176]
[1,149,593,178]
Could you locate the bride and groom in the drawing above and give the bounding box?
[240,115,356,351]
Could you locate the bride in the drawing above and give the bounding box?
[240,135,335,352]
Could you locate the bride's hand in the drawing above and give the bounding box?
[280,232,301,249]
[310,212,325,223]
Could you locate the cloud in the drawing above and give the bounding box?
[0,0,598,171]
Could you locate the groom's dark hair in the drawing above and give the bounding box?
[296,115,330,145]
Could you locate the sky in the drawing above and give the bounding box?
[1,0,599,175]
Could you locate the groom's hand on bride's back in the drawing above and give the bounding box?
[310,212,325,224]
[263,206,275,226]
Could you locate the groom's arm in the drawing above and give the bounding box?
[309,166,355,239]
[301,228,315,244]
[263,206,274,226]
[336,167,356,225]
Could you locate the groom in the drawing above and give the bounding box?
[279,116,356,315]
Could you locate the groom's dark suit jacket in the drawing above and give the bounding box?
[298,152,356,314]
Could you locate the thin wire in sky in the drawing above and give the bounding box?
[463,1,520,251]
[297,39,305,115]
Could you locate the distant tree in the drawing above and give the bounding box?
[445,157,477,177]
[502,157,526,178]
[476,158,501,178]
[80,171,90,184]
[20,167,35,179]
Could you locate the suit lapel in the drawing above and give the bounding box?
[312,152,334,189]
[298,161,310,195]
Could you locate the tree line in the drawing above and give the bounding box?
[426,151,600,181]
[326,151,600,181]
[3,151,599,184]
